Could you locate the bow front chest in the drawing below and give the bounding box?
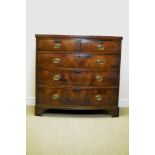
[35,34,123,117]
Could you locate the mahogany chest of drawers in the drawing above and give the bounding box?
[35,34,123,117]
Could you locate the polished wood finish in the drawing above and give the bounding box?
[79,54,120,69]
[36,87,118,106]
[37,53,79,68]
[37,69,119,87]
[81,39,121,54]
[35,34,122,40]
[37,53,120,69]
[35,34,123,117]
[37,38,78,51]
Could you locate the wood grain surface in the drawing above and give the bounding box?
[35,35,123,116]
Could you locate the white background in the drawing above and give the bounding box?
[26,0,129,106]
[0,0,155,155]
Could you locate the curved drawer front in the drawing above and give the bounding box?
[81,39,121,54]
[37,53,79,68]
[37,53,120,69]
[37,69,119,87]
[37,38,78,51]
[37,87,118,106]
[79,54,120,69]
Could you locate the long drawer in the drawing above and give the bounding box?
[36,87,119,106]
[36,53,120,69]
[37,69,119,87]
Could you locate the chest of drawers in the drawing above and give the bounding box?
[35,35,123,117]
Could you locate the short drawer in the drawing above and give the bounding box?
[36,53,120,69]
[36,87,118,106]
[81,39,121,54]
[37,69,119,87]
[37,38,78,51]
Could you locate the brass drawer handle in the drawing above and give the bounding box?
[95,75,103,81]
[95,95,102,101]
[54,43,61,49]
[97,44,104,50]
[97,41,104,50]
[53,74,61,81]
[52,58,61,63]
[96,59,105,65]
[52,94,59,100]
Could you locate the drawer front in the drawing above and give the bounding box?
[37,69,119,87]
[79,54,120,69]
[37,87,118,106]
[81,39,121,54]
[37,53,120,69]
[37,53,79,69]
[37,38,78,51]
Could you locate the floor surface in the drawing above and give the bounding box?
[26,106,129,155]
